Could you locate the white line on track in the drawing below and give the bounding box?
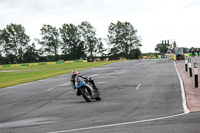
[47,113,188,133]
[47,59,190,133]
[172,59,190,113]
[89,74,99,77]
[136,84,141,90]
[46,87,56,92]
[58,83,71,87]
[45,83,71,91]
[142,64,148,68]
[142,62,151,68]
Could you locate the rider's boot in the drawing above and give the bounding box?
[76,89,81,96]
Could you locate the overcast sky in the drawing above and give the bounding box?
[0,0,200,53]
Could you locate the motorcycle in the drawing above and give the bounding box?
[73,76,101,102]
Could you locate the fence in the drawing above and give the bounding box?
[0,60,87,68]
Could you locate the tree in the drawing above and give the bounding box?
[107,21,142,59]
[0,23,30,63]
[77,41,87,60]
[23,43,40,63]
[155,43,168,54]
[78,21,99,61]
[36,24,60,61]
[97,38,106,57]
[0,53,6,64]
[183,47,189,53]
[108,47,119,60]
[60,23,85,60]
[0,37,3,64]
[129,48,142,59]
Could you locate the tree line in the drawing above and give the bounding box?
[0,21,142,64]
[155,43,200,54]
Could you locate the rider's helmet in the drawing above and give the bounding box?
[71,71,78,78]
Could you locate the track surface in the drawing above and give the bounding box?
[0,59,200,133]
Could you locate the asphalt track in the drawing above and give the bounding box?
[0,59,200,133]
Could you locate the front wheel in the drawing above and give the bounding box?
[95,90,101,101]
[81,86,92,102]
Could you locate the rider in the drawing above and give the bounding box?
[70,71,98,96]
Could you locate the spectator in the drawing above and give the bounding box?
[192,49,195,57]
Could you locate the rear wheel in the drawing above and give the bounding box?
[81,86,92,102]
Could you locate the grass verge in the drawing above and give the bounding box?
[0,61,121,89]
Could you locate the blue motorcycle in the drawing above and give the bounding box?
[75,77,101,102]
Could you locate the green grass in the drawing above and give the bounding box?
[0,61,121,89]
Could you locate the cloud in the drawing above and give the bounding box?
[1,0,200,53]
[0,0,85,12]
[145,0,196,8]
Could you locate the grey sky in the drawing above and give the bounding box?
[0,0,200,53]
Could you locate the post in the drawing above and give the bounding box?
[194,62,198,88]
[185,56,188,72]
[188,58,192,77]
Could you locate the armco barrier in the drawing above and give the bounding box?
[20,64,29,66]
[11,64,20,67]
[2,65,11,67]
[184,53,190,59]
[187,53,199,56]
[176,53,200,60]
[29,63,38,66]
[38,63,47,65]
[74,60,83,63]
[173,54,176,61]
[47,62,56,65]
[56,61,65,64]
[0,60,87,68]
[65,61,74,63]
